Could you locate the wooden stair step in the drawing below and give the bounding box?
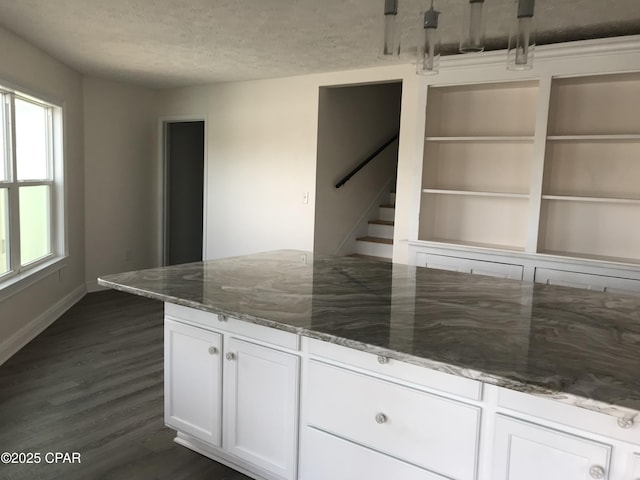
[369,220,394,226]
[356,236,393,245]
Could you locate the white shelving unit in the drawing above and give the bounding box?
[539,72,640,264]
[409,40,640,290]
[419,80,538,252]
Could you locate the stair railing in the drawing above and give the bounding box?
[335,132,399,189]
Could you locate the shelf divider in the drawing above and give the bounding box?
[423,189,529,199]
[425,136,534,142]
[541,195,640,204]
[547,134,640,141]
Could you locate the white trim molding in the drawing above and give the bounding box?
[0,284,86,366]
[439,35,640,71]
[157,114,209,265]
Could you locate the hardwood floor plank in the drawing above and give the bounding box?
[0,290,251,480]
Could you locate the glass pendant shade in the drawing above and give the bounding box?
[507,0,536,70]
[417,5,440,75]
[382,0,401,57]
[460,0,485,53]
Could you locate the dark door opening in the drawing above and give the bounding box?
[164,121,205,266]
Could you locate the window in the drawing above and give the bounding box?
[0,89,64,289]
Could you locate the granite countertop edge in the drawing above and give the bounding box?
[97,278,640,421]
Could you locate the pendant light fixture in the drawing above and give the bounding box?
[382,0,401,57]
[507,0,536,70]
[460,0,485,53]
[417,1,441,75]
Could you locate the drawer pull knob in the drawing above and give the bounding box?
[218,314,228,322]
[377,356,389,365]
[375,413,387,424]
[226,352,235,361]
[208,346,218,355]
[589,466,605,479]
[617,416,634,429]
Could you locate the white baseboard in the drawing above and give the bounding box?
[0,284,86,367]
[86,279,109,293]
[174,432,278,480]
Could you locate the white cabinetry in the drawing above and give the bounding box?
[301,427,446,480]
[164,304,640,480]
[410,48,640,293]
[534,268,640,296]
[305,360,479,480]
[164,304,300,480]
[224,337,299,480]
[164,319,222,447]
[492,415,611,480]
[300,339,481,480]
[416,252,524,279]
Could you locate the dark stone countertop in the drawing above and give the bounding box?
[99,250,640,420]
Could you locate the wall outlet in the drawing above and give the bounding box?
[303,191,309,204]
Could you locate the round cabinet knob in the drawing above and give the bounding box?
[208,346,218,355]
[617,416,634,429]
[225,352,235,361]
[218,314,227,322]
[377,356,389,365]
[589,466,605,479]
[375,413,387,424]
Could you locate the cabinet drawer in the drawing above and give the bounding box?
[306,360,480,480]
[165,302,299,350]
[534,268,640,296]
[307,338,481,400]
[299,426,447,480]
[497,387,640,445]
[416,253,524,280]
[492,415,611,480]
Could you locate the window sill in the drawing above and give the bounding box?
[0,256,68,303]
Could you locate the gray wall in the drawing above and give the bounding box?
[83,76,159,290]
[0,26,85,352]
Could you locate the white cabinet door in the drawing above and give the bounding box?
[224,337,299,480]
[534,268,640,296]
[416,252,524,280]
[164,319,222,447]
[299,426,446,480]
[492,415,611,480]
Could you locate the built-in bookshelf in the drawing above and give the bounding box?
[410,38,640,291]
[538,73,640,263]
[419,81,538,251]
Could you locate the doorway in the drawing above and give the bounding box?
[163,120,205,266]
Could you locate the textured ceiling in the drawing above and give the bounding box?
[0,0,638,88]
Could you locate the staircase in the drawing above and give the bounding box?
[352,191,395,262]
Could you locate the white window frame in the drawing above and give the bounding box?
[0,86,66,301]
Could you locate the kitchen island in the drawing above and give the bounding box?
[99,250,640,480]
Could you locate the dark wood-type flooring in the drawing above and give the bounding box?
[0,290,251,480]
